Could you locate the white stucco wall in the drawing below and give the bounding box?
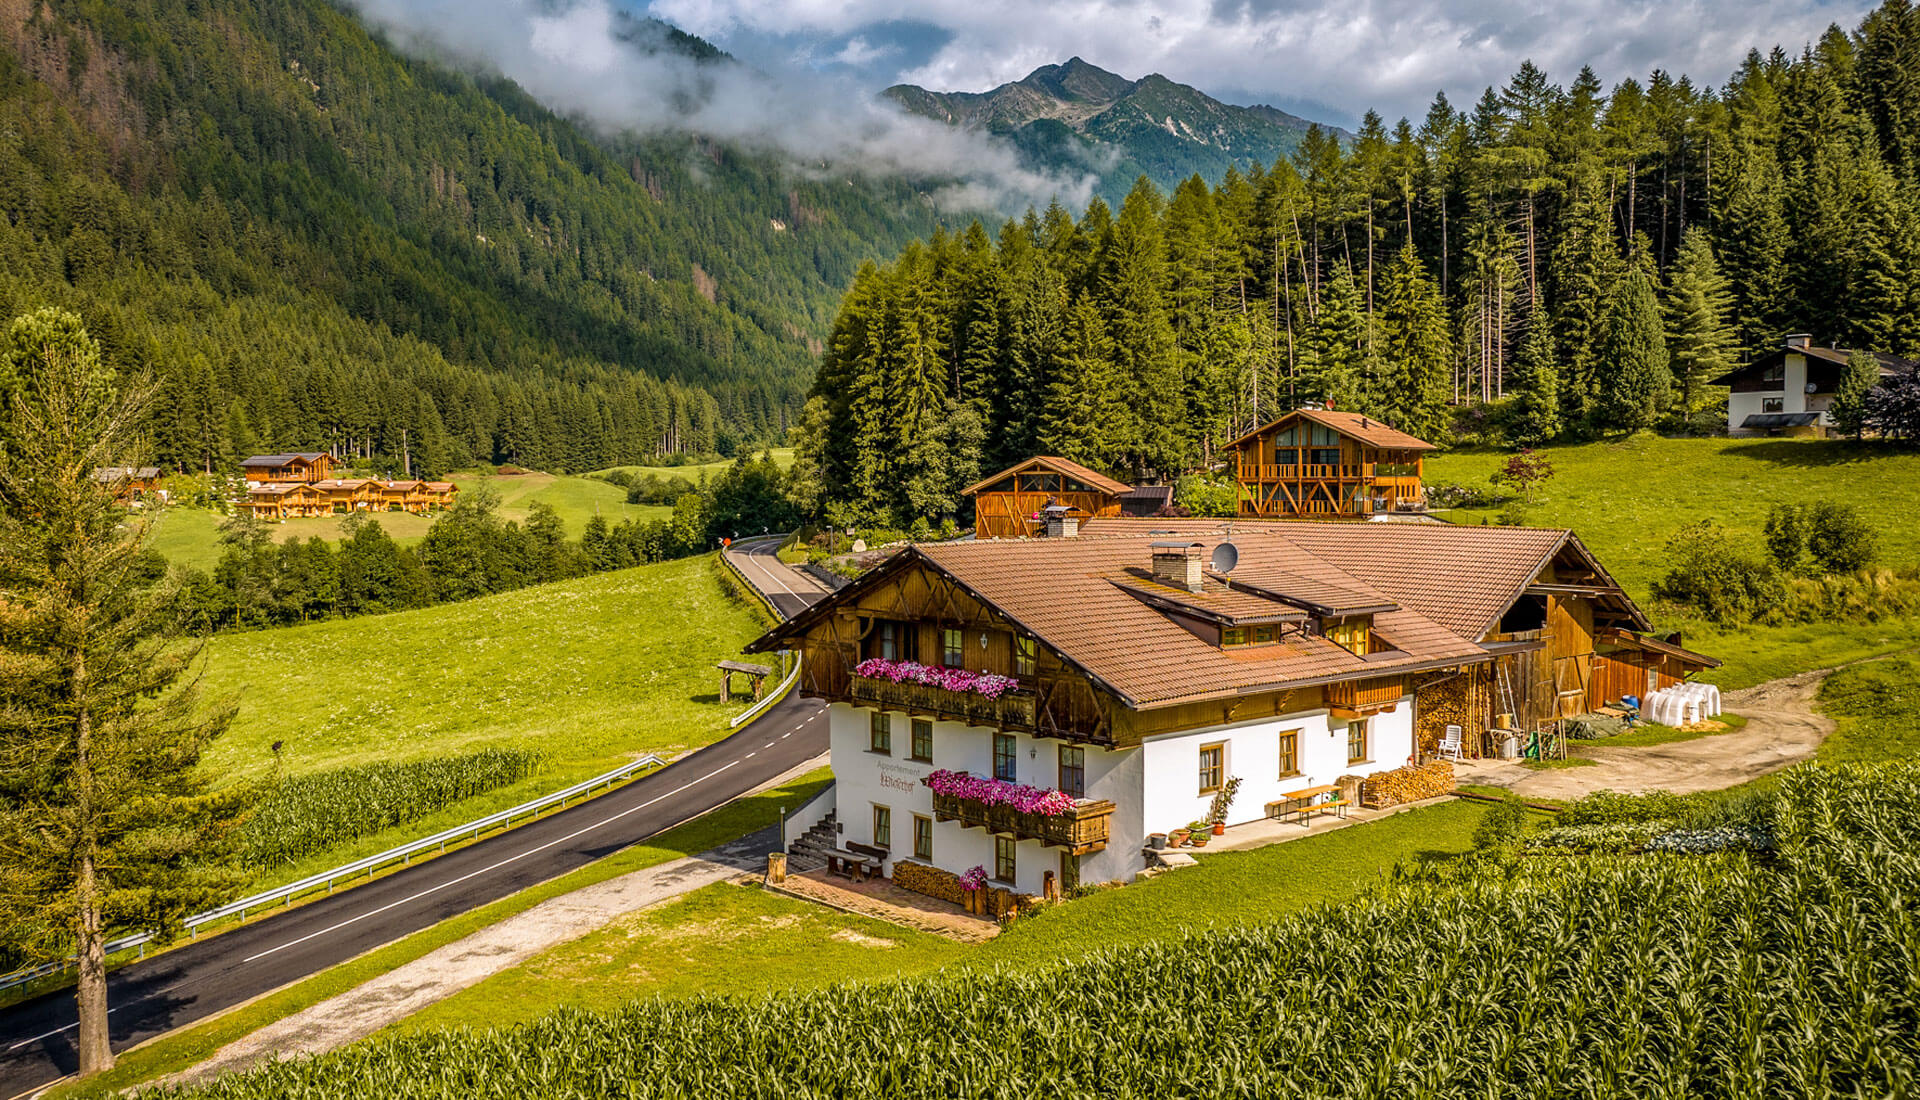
[826,702,1140,896]
[1729,351,1813,435]
[1137,699,1415,838]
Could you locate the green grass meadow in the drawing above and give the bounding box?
[393,799,1492,1035]
[1426,436,1920,688]
[591,447,792,483]
[192,554,771,885]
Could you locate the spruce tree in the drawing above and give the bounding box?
[1829,349,1883,436]
[1305,263,1366,410]
[1662,228,1738,432]
[1595,267,1671,431]
[1375,244,1450,438]
[0,310,245,1077]
[1038,297,1124,465]
[1509,299,1562,446]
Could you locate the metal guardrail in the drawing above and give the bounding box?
[0,752,666,995]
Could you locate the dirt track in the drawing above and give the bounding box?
[1463,667,1838,801]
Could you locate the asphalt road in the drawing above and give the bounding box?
[0,548,827,1098]
[726,536,830,620]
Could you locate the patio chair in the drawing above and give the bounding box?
[1436,725,1465,763]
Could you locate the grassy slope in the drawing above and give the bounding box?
[394,799,1491,1034]
[195,554,768,884]
[143,471,668,571]
[592,447,794,482]
[1816,655,1920,762]
[1426,436,1920,688]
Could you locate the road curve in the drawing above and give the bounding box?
[725,536,830,621]
[0,549,828,1098]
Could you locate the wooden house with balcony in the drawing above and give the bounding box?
[92,466,164,504]
[962,456,1133,539]
[240,452,333,485]
[245,482,329,519]
[1229,409,1434,519]
[748,516,1713,907]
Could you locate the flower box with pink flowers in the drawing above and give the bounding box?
[924,769,1114,854]
[848,659,1037,729]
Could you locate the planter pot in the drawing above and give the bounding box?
[1168,830,1190,849]
[1148,832,1168,850]
[1211,822,1226,836]
[1190,833,1211,847]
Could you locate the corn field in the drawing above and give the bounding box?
[173,763,1918,1099]
[237,749,542,869]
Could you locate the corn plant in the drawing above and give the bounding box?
[237,748,542,868]
[163,763,1920,1099]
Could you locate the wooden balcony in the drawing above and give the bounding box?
[930,788,1114,855]
[803,652,1113,744]
[1236,463,1375,481]
[1327,676,1405,717]
[847,673,1037,730]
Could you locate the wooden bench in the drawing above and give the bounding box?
[826,842,889,882]
[1267,785,1349,827]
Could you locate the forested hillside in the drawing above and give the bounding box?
[798,2,1920,525]
[0,0,940,474]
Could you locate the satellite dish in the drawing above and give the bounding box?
[1211,541,1239,574]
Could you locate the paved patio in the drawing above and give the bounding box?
[769,870,1000,943]
[1199,792,1460,853]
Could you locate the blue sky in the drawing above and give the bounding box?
[640,0,1877,127]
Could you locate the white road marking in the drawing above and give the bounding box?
[239,759,743,964]
[745,751,757,758]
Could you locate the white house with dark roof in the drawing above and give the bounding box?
[748,520,1716,906]
[1714,334,1918,436]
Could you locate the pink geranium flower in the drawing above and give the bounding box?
[925,769,1077,817]
[854,658,1022,700]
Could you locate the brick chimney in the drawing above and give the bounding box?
[1043,504,1078,538]
[1151,541,1205,593]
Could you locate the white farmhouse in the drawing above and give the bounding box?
[749,519,1712,905]
[1716,334,1916,437]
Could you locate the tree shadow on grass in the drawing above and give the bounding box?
[1721,439,1914,469]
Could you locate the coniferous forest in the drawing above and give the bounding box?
[797,2,1920,526]
[0,0,941,476]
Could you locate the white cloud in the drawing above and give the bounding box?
[647,0,1877,123]
[344,0,1095,212]
[831,35,892,67]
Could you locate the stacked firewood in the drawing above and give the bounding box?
[891,860,964,905]
[1361,761,1457,808]
[1414,674,1472,756]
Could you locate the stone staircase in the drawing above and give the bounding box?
[786,811,838,873]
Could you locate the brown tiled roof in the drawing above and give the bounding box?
[1110,570,1310,625]
[962,455,1133,498]
[1229,409,1437,451]
[754,516,1652,709]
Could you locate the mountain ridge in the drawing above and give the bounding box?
[885,58,1344,202]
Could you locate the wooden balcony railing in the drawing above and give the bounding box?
[1326,676,1406,715]
[930,787,1114,855]
[798,653,1112,743]
[1236,463,1375,481]
[847,674,1038,730]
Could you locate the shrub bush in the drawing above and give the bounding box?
[1470,794,1530,848]
[1651,520,1785,624]
[1555,789,1691,826]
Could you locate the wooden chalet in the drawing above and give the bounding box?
[963,456,1133,539]
[241,452,333,484]
[245,483,328,519]
[312,478,385,512]
[747,518,1714,906]
[92,466,163,503]
[1229,409,1434,519]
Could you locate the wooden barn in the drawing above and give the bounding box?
[1229,409,1434,519]
[241,453,333,484]
[963,457,1132,539]
[92,466,163,503]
